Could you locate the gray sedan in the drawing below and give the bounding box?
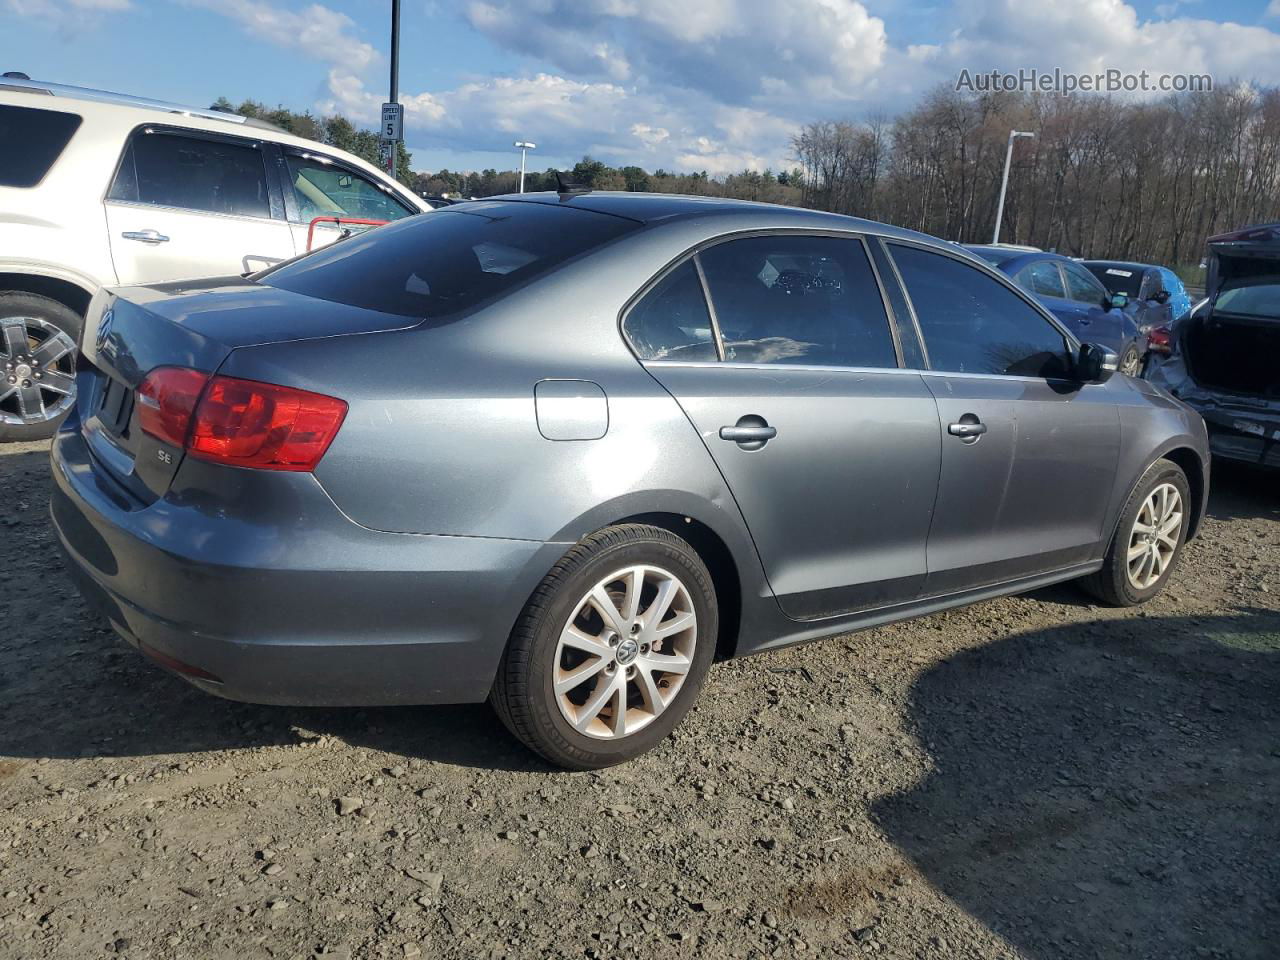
[52,194,1210,768]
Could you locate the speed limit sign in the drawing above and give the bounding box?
[381,102,404,141]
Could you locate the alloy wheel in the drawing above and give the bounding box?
[1120,347,1141,377]
[1126,482,1183,589]
[553,564,698,740]
[0,316,78,427]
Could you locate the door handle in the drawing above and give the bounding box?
[121,229,169,244]
[719,417,776,450]
[948,419,987,440]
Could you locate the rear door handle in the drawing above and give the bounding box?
[948,420,988,439]
[719,417,777,450]
[121,229,169,244]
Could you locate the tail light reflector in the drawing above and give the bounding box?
[135,367,347,472]
[1147,325,1172,355]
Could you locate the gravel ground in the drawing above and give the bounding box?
[2,439,1278,960]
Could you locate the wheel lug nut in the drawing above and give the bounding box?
[22,379,31,388]
[640,643,650,654]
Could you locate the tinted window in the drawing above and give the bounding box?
[625,261,717,361]
[890,244,1070,378]
[698,235,896,368]
[1086,263,1143,298]
[286,154,412,223]
[0,104,81,188]
[108,132,270,218]
[261,201,637,318]
[1062,261,1107,304]
[1018,260,1067,299]
[1216,282,1280,320]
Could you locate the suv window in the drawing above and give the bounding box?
[698,235,897,367]
[260,200,638,318]
[285,154,413,223]
[890,244,1071,378]
[108,132,270,219]
[625,261,718,361]
[1017,260,1067,299]
[1062,261,1107,305]
[0,104,82,188]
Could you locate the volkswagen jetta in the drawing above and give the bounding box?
[52,193,1210,768]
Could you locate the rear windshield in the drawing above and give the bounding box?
[0,104,82,188]
[259,201,639,318]
[1086,264,1143,297]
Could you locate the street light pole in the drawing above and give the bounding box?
[992,129,1034,245]
[514,141,536,193]
[388,0,400,180]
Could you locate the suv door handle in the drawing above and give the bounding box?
[719,417,777,450]
[948,420,987,440]
[121,230,169,244]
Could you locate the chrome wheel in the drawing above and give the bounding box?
[0,315,77,427]
[1119,347,1141,377]
[553,564,698,740]
[1126,482,1183,590]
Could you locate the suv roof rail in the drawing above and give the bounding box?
[0,76,286,132]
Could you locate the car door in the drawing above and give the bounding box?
[1060,260,1126,351]
[104,128,296,284]
[277,149,418,254]
[628,234,941,620]
[885,242,1121,595]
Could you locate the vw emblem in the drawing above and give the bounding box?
[95,308,115,353]
[615,637,640,666]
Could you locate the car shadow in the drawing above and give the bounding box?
[872,609,1280,959]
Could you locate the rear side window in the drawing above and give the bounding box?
[285,154,413,223]
[0,104,82,188]
[108,132,270,218]
[890,244,1070,378]
[1062,262,1106,305]
[625,261,718,361]
[260,201,638,318]
[698,235,897,368]
[1018,260,1067,299]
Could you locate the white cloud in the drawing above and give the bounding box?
[186,0,377,74]
[5,0,131,17]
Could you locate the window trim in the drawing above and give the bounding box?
[277,146,416,225]
[103,123,285,221]
[619,227,907,372]
[884,238,1082,382]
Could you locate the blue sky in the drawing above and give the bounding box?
[4,0,1280,174]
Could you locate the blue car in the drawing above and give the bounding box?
[1082,260,1194,332]
[966,246,1146,376]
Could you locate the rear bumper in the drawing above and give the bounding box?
[50,428,566,705]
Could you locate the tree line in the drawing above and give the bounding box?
[216,84,1280,270]
[793,84,1280,269]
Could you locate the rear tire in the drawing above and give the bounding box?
[0,292,81,443]
[490,524,718,769]
[1119,344,1141,378]
[1081,458,1191,607]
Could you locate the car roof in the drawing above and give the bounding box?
[1082,260,1153,272]
[963,246,1074,270]
[487,190,954,244]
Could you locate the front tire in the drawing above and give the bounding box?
[490,524,718,769]
[1119,344,1141,378]
[0,292,81,443]
[1082,458,1190,606]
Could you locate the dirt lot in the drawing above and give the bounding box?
[2,439,1278,960]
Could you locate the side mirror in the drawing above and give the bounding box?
[1076,342,1118,384]
[1106,291,1129,310]
[1151,289,1171,305]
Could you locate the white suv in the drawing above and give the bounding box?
[0,76,430,441]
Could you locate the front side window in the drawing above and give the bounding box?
[697,235,897,368]
[286,155,413,223]
[108,132,270,218]
[890,244,1071,378]
[1018,260,1067,299]
[0,104,82,188]
[625,261,718,361]
[1062,261,1108,305]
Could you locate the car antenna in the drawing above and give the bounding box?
[555,171,590,200]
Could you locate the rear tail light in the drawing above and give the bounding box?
[136,367,347,472]
[1147,325,1173,355]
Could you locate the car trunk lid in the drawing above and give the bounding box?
[78,279,419,503]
